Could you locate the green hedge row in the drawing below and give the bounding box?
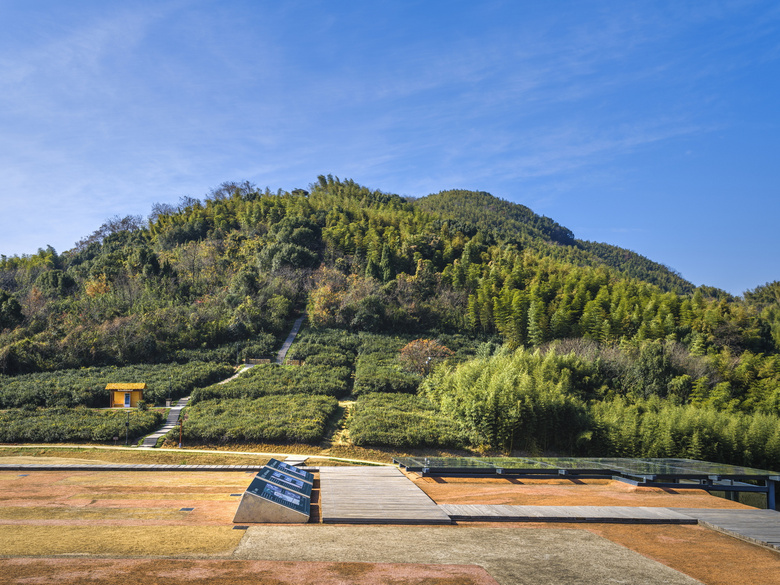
[173,334,277,364]
[289,328,361,355]
[191,363,352,402]
[174,395,339,444]
[348,393,465,448]
[0,407,164,443]
[0,361,234,408]
[353,354,421,395]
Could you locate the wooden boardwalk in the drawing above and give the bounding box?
[319,466,452,524]
[672,508,780,551]
[441,504,697,524]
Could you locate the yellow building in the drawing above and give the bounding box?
[107,383,146,408]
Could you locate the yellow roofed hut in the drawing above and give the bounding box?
[107,383,146,408]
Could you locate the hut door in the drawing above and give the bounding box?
[124,393,131,407]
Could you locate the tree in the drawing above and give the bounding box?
[0,290,23,330]
[527,300,548,346]
[34,270,76,298]
[398,339,454,376]
[380,244,395,282]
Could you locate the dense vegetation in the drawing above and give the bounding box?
[1,176,779,468]
[174,395,338,444]
[0,361,233,408]
[4,176,777,373]
[421,345,780,469]
[348,393,464,448]
[0,407,163,443]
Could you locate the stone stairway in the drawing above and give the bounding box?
[140,396,190,447]
[276,315,305,364]
[139,317,306,448]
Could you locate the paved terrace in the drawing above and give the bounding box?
[3,462,778,551]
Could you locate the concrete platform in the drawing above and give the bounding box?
[442,504,698,524]
[233,524,701,585]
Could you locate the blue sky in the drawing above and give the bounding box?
[1,1,778,295]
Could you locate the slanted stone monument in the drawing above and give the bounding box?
[233,458,314,523]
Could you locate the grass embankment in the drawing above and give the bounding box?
[166,443,477,466]
[0,446,271,466]
[0,443,475,466]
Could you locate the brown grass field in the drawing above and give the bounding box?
[0,450,778,585]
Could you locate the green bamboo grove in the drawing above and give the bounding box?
[420,345,780,469]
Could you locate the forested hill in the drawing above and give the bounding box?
[413,189,577,246]
[414,190,695,295]
[0,176,779,404]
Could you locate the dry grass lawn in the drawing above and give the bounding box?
[0,558,499,585]
[0,525,244,556]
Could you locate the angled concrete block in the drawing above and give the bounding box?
[233,478,310,523]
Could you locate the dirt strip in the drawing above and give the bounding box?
[0,525,244,557]
[0,558,499,585]
[411,475,755,509]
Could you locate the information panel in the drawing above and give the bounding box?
[256,467,312,497]
[266,458,314,485]
[248,479,310,514]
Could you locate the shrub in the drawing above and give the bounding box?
[174,395,338,444]
[348,393,465,448]
[0,407,164,443]
[0,361,233,408]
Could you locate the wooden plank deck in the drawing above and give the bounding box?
[440,504,697,524]
[671,508,780,551]
[319,467,452,524]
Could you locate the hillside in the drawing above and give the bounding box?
[0,175,778,372]
[0,177,779,469]
[414,190,695,294]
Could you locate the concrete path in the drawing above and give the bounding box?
[218,364,254,384]
[140,397,190,447]
[442,504,697,524]
[672,507,780,551]
[233,524,701,585]
[275,315,305,364]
